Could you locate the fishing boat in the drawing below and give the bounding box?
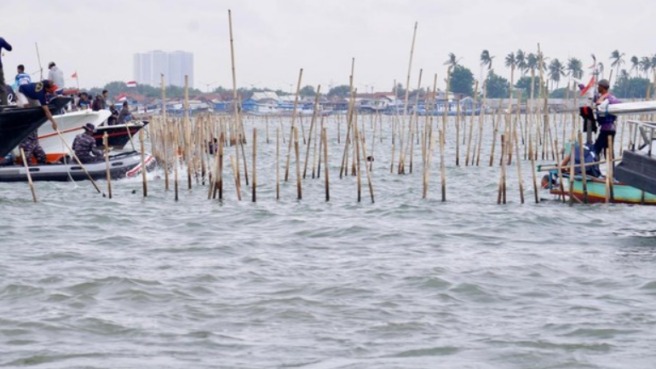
[545,173,656,205]
[0,151,156,182]
[614,119,656,195]
[0,97,71,158]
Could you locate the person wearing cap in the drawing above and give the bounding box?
[47,62,64,92]
[594,79,621,158]
[0,36,12,105]
[72,123,103,163]
[17,80,60,165]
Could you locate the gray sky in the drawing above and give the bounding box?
[1,0,653,92]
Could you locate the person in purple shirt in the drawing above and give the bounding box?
[594,79,620,159]
[0,36,13,105]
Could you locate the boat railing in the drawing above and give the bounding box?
[626,120,656,156]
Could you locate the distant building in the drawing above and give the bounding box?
[133,50,194,88]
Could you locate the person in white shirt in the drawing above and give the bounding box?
[47,62,64,92]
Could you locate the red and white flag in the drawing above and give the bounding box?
[580,77,595,97]
[71,71,78,79]
[116,93,128,102]
[126,81,137,88]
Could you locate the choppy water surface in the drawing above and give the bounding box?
[2,117,656,368]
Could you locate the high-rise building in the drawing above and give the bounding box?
[133,50,194,88]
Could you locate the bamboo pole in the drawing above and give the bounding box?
[529,133,539,203]
[578,132,588,204]
[230,155,241,201]
[360,126,375,203]
[265,115,270,144]
[355,117,362,202]
[184,75,192,190]
[103,132,112,199]
[56,130,104,195]
[161,77,169,191]
[172,129,178,202]
[218,132,224,200]
[303,85,322,178]
[240,132,249,186]
[323,127,329,202]
[439,129,446,202]
[228,9,242,144]
[294,126,302,200]
[608,136,614,203]
[284,68,304,181]
[455,97,460,166]
[20,148,37,203]
[276,127,280,200]
[514,119,525,204]
[465,81,479,166]
[252,128,257,202]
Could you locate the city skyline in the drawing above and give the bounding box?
[133,50,194,88]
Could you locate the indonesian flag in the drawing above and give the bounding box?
[126,81,137,88]
[71,71,78,79]
[116,93,128,102]
[580,77,595,97]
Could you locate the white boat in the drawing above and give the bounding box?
[38,109,111,156]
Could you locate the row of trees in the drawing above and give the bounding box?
[89,50,655,101]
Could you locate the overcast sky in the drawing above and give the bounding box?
[1,0,653,92]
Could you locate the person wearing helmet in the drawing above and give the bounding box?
[594,79,620,159]
[72,123,104,163]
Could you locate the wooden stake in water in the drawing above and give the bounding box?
[252,128,257,202]
[230,155,241,201]
[323,127,330,202]
[465,81,479,166]
[276,127,280,200]
[284,68,304,182]
[578,132,588,204]
[139,129,148,197]
[294,126,302,200]
[161,74,169,191]
[103,132,112,199]
[20,148,37,203]
[439,129,446,202]
[529,133,539,204]
[303,85,322,178]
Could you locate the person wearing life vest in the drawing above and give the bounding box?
[594,79,620,159]
[17,80,60,165]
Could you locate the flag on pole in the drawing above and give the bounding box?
[71,72,78,79]
[116,93,127,102]
[126,81,137,88]
[580,76,595,97]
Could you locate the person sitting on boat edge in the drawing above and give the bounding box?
[16,80,60,165]
[72,123,103,163]
[594,79,620,159]
[541,141,601,189]
[117,101,133,124]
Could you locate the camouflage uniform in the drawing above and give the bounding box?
[19,130,47,165]
[72,132,103,163]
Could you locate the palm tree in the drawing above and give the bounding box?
[526,53,539,101]
[505,52,517,95]
[630,56,640,77]
[610,50,625,85]
[516,49,527,76]
[567,57,583,80]
[639,57,651,78]
[548,58,566,89]
[444,53,461,68]
[480,50,494,85]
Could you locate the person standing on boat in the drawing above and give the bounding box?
[91,94,104,111]
[17,80,60,165]
[107,103,119,125]
[594,79,620,159]
[15,64,31,87]
[101,90,108,109]
[117,101,133,124]
[72,123,103,163]
[47,62,65,93]
[0,36,12,105]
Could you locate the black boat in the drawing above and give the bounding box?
[615,120,656,195]
[94,121,149,150]
[0,151,156,182]
[0,97,71,158]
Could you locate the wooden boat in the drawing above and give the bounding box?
[93,121,149,150]
[614,120,656,195]
[547,173,656,205]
